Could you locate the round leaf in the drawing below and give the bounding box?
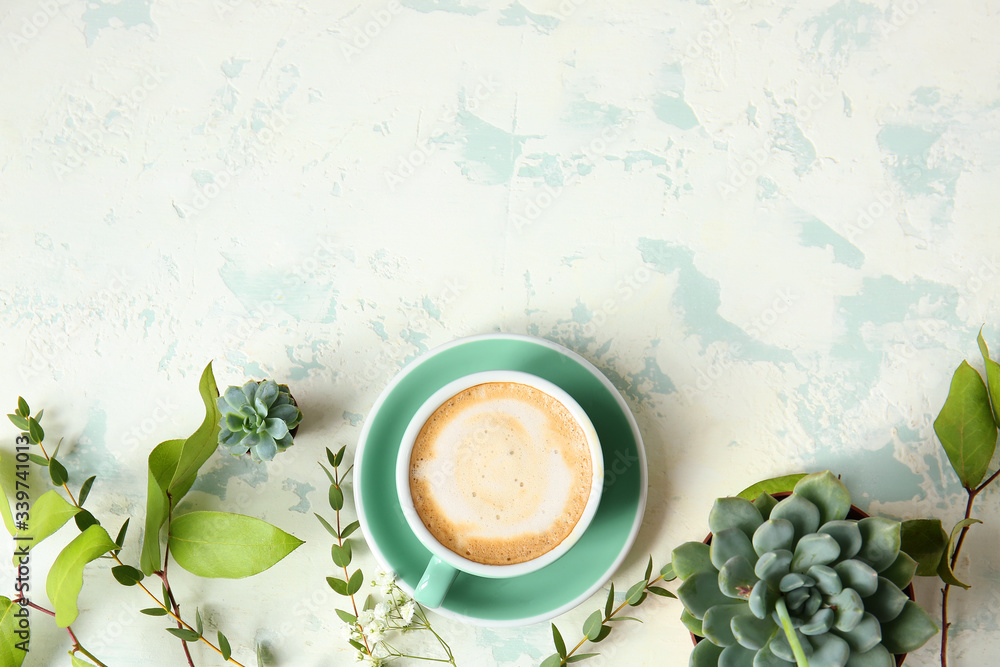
[709,497,764,541]
[792,471,851,523]
[111,565,144,587]
[879,600,939,654]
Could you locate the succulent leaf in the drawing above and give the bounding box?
[755,550,793,587]
[864,577,908,623]
[711,528,759,571]
[751,643,794,667]
[752,493,779,520]
[855,518,901,573]
[753,519,795,557]
[833,560,878,598]
[691,640,725,667]
[719,644,757,667]
[844,644,894,667]
[808,632,851,667]
[879,600,939,654]
[800,608,835,636]
[673,541,715,581]
[682,607,704,636]
[710,498,764,541]
[881,551,917,590]
[768,628,812,663]
[806,564,842,596]
[704,604,752,647]
[732,612,776,650]
[749,580,777,620]
[791,533,841,572]
[829,588,864,632]
[770,495,820,543]
[818,521,863,562]
[834,612,882,653]
[719,556,758,599]
[793,472,852,524]
[678,570,731,620]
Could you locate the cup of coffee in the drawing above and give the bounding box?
[396,370,604,608]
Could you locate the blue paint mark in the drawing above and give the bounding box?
[64,406,120,482]
[192,454,269,500]
[218,253,339,323]
[369,318,389,341]
[282,478,315,513]
[421,296,442,321]
[517,153,564,187]
[802,0,880,64]
[637,238,795,365]
[564,98,628,129]
[139,308,155,335]
[806,439,924,505]
[622,150,668,172]
[82,0,154,46]
[159,341,178,372]
[192,169,215,185]
[794,212,865,268]
[343,411,364,426]
[877,124,963,224]
[438,112,533,186]
[757,176,779,200]
[400,0,485,15]
[498,1,560,32]
[221,58,249,79]
[653,64,699,130]
[772,113,817,175]
[285,343,324,381]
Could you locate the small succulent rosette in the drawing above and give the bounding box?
[674,471,938,667]
[217,379,302,462]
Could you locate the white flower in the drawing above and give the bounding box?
[363,620,386,644]
[337,620,355,642]
[373,569,395,596]
[373,601,391,622]
[357,609,375,627]
[399,600,416,625]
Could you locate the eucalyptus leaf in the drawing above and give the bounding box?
[167,361,222,498]
[114,518,130,550]
[341,520,360,539]
[140,607,169,616]
[333,445,346,467]
[74,510,99,532]
[77,476,96,507]
[0,456,16,537]
[566,654,599,663]
[583,610,603,640]
[7,414,29,432]
[660,563,676,581]
[327,577,348,596]
[49,458,68,486]
[219,631,232,661]
[12,490,80,563]
[139,438,186,575]
[112,565,144,587]
[933,360,998,489]
[27,418,44,445]
[166,627,202,642]
[625,580,647,605]
[26,453,48,467]
[196,608,204,636]
[737,474,808,501]
[0,596,29,667]
[315,513,338,538]
[335,609,356,624]
[329,485,344,512]
[70,655,98,667]
[937,518,982,589]
[16,397,29,419]
[552,623,567,657]
[168,511,304,579]
[648,586,675,598]
[977,328,1000,425]
[539,654,562,667]
[346,569,364,595]
[46,525,118,627]
[604,583,614,618]
[331,541,352,567]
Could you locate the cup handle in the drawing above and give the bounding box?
[414,556,459,608]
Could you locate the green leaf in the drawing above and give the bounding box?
[977,328,1000,426]
[335,609,357,624]
[27,418,44,445]
[625,580,647,606]
[112,565,144,586]
[900,519,948,577]
[671,541,714,581]
[566,655,599,663]
[934,360,998,488]
[583,610,603,641]
[168,511,304,579]
[737,473,808,501]
[26,453,48,467]
[162,584,170,608]
[219,631,232,661]
[71,655,98,667]
[347,639,365,653]
[46,525,118,627]
[644,556,653,582]
[880,600,939,654]
[0,455,17,537]
[166,627,202,642]
[167,361,222,498]
[606,616,642,623]
[591,625,612,642]
[341,520,360,539]
[539,655,563,667]
[52,437,63,461]
[314,513,338,538]
[333,445,346,468]
[139,438,186,575]
[33,410,43,423]
[327,577,348,596]
[331,541,352,567]
[78,476,96,507]
[140,607,169,616]
[660,563,676,581]
[329,485,344,512]
[74,510,99,532]
[7,414,29,432]
[346,568,364,595]
[16,398,29,419]
[552,623,566,658]
[196,608,204,636]
[114,518,130,550]
[12,490,80,562]
[604,583,614,618]
[0,596,29,667]
[648,586,676,598]
[49,458,68,486]
[937,518,982,589]
[792,471,851,523]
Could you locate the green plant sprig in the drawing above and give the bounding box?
[316,445,457,666]
[541,557,677,666]
[929,328,1000,667]
[6,396,249,667]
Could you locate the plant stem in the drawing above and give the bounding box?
[940,469,1000,667]
[775,598,809,667]
[564,574,667,661]
[15,598,111,667]
[331,463,371,657]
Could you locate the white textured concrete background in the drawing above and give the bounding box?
[2,0,999,665]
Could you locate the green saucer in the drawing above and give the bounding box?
[354,334,647,626]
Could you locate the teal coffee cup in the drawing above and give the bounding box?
[395,370,604,608]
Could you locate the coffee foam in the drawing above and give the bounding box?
[408,382,593,566]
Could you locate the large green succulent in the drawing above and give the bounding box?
[675,472,938,667]
[217,380,302,462]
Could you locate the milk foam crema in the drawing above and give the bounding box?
[408,382,593,566]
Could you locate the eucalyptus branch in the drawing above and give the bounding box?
[543,557,676,667]
[14,597,110,667]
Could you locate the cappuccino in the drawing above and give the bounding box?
[408,381,593,566]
